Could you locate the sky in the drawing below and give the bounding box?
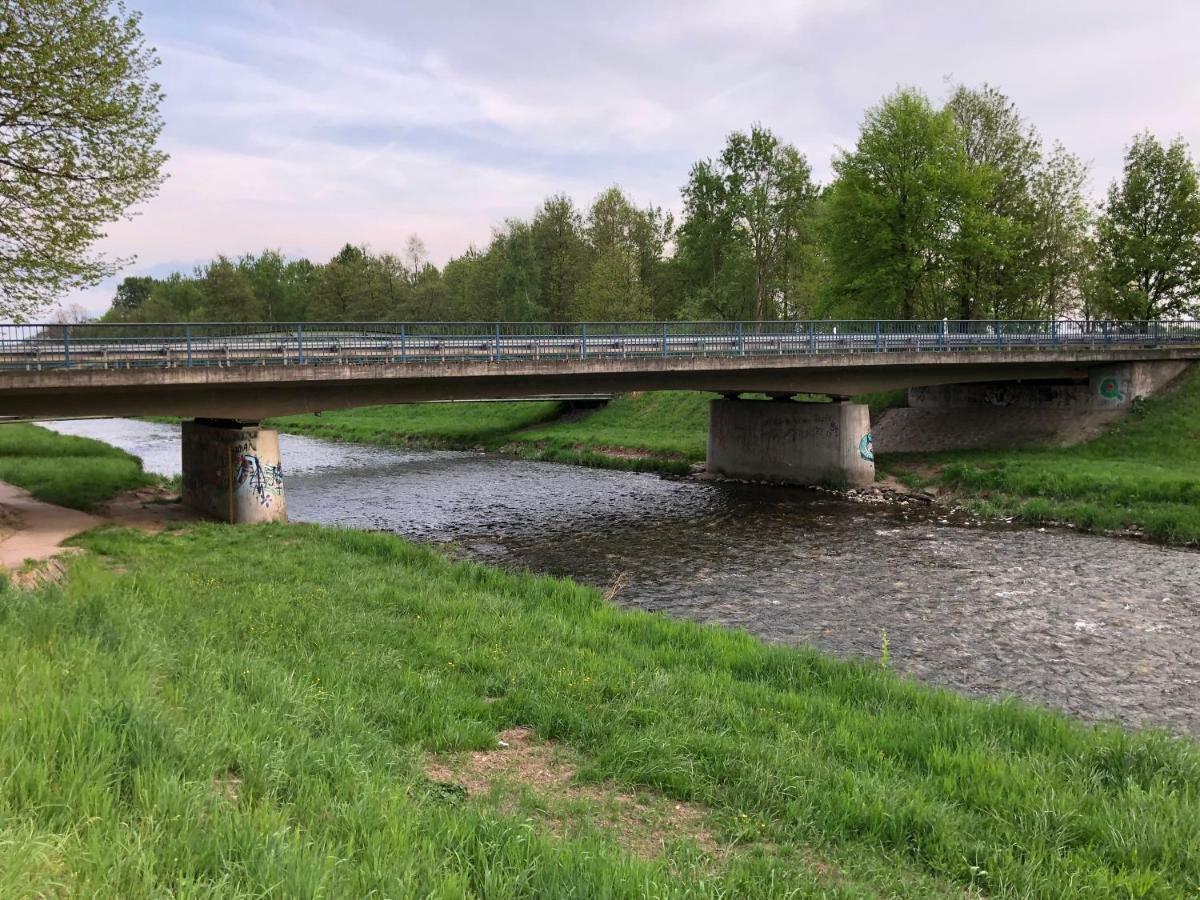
[66,0,1200,315]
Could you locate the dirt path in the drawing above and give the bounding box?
[0,482,195,575]
[0,482,101,571]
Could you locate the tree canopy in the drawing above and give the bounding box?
[1,0,167,319]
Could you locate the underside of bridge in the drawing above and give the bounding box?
[160,357,1193,522]
[2,349,1191,522]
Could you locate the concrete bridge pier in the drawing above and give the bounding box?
[181,419,287,523]
[706,398,875,488]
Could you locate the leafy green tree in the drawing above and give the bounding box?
[678,126,817,320]
[573,245,651,321]
[1027,144,1093,320]
[198,256,260,321]
[112,275,154,313]
[1095,133,1200,319]
[530,195,588,320]
[823,89,965,319]
[493,220,543,321]
[945,84,1041,320]
[1,0,167,318]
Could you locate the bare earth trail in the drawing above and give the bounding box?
[0,481,192,575]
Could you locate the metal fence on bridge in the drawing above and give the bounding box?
[1,319,1198,371]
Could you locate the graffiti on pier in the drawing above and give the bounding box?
[1098,375,1125,402]
[858,432,875,462]
[235,451,284,507]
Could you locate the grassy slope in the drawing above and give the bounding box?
[503,392,713,474]
[2,522,1198,897]
[0,423,155,510]
[882,366,1200,544]
[265,400,564,448]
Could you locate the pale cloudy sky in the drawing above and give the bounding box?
[68,0,1200,314]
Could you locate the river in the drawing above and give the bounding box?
[41,417,1200,737]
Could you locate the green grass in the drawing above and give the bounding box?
[881,367,1200,544]
[0,423,155,510]
[3,522,1199,896]
[265,401,565,448]
[505,391,714,465]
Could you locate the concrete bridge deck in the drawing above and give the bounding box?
[2,319,1197,523]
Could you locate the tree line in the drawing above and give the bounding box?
[100,84,1200,325]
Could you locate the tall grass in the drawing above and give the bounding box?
[0,522,1197,896]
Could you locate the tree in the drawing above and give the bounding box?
[530,195,588,321]
[1095,133,1200,320]
[0,0,167,318]
[1027,144,1093,320]
[823,89,965,319]
[112,275,154,313]
[198,256,260,321]
[677,126,817,320]
[944,84,1041,320]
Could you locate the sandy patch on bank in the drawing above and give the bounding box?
[0,482,197,579]
[0,482,100,571]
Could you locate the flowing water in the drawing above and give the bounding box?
[42,418,1200,737]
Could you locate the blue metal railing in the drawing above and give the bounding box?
[0,319,1197,371]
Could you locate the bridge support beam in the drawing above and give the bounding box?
[181,419,287,523]
[706,399,875,488]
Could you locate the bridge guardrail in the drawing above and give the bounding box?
[1,319,1197,371]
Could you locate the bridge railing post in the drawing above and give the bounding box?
[875,320,881,353]
[995,319,1002,349]
[1050,319,1057,348]
[494,323,501,362]
[581,323,587,360]
[400,323,407,362]
[808,321,815,354]
[62,325,71,368]
[186,324,193,366]
[1103,320,1110,348]
[662,322,668,358]
[297,322,304,364]
[737,321,744,356]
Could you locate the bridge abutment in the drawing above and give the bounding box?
[706,399,875,487]
[181,419,287,524]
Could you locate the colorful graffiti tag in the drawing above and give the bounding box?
[235,452,284,507]
[858,432,875,462]
[1098,376,1125,402]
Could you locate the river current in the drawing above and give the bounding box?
[42,418,1200,737]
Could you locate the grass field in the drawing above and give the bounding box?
[883,366,1200,544]
[3,521,1199,897]
[0,424,1198,896]
[0,423,156,510]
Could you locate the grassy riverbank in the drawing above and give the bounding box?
[267,392,714,474]
[0,423,156,510]
[2,425,1200,896]
[883,366,1200,544]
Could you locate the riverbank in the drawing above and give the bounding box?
[3,425,1199,895]
[267,391,710,475]
[882,365,1200,545]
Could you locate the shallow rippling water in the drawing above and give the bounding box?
[42,417,1200,736]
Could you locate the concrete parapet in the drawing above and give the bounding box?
[181,419,287,523]
[706,399,875,487]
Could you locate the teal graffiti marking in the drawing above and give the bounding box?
[1098,376,1125,401]
[858,432,875,462]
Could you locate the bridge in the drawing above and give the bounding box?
[2,319,1197,522]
